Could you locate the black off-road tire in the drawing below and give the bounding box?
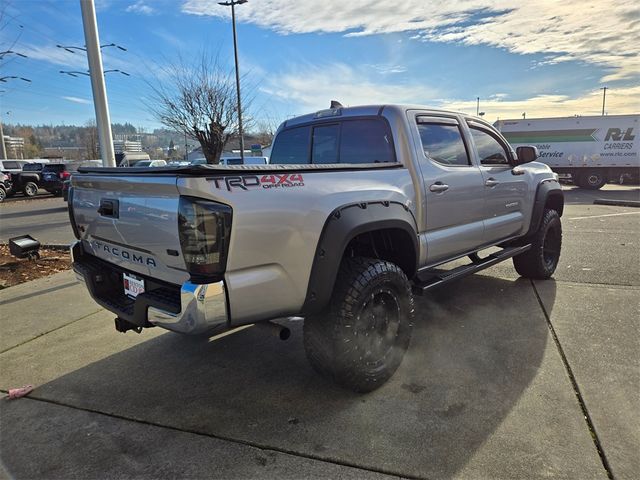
[0,187,6,203]
[23,182,38,197]
[513,209,562,279]
[303,257,414,393]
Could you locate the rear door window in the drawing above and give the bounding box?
[340,119,394,164]
[417,123,470,166]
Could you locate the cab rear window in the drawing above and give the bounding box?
[270,118,395,165]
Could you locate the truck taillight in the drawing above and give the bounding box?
[60,171,71,180]
[178,197,232,283]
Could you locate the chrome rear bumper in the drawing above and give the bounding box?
[71,241,229,335]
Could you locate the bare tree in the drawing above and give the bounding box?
[147,53,251,164]
[83,120,99,160]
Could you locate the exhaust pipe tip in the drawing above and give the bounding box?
[255,321,291,341]
[279,326,291,341]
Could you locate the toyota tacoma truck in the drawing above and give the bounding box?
[69,104,564,392]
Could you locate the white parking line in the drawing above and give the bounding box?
[569,211,640,220]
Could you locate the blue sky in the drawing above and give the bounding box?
[1,0,639,130]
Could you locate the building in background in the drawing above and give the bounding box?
[113,137,142,153]
[3,135,25,159]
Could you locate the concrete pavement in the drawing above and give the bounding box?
[1,188,639,479]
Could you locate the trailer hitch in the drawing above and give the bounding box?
[114,317,143,334]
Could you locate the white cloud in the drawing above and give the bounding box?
[62,96,92,105]
[126,1,155,15]
[443,85,640,121]
[261,63,439,112]
[261,63,640,120]
[182,0,640,81]
[21,45,88,69]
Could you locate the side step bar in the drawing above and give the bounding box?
[412,244,531,295]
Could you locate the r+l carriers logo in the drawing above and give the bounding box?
[604,128,635,141]
[209,174,305,191]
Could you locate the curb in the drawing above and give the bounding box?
[1,242,70,251]
[593,199,640,208]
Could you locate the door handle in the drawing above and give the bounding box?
[485,178,499,187]
[429,182,449,193]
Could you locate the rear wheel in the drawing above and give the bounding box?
[303,257,414,393]
[580,170,607,190]
[513,209,562,279]
[23,182,38,197]
[0,187,6,203]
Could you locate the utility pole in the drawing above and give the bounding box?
[184,132,188,161]
[80,0,115,167]
[476,97,480,116]
[219,0,247,161]
[0,119,6,160]
[600,87,607,116]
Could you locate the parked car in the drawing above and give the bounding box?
[116,152,150,166]
[0,159,49,196]
[70,104,564,392]
[131,159,167,167]
[15,162,46,197]
[42,160,102,196]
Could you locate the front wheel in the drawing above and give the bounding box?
[303,257,414,393]
[513,209,562,279]
[0,188,6,203]
[23,182,38,197]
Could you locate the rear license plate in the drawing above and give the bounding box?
[123,272,145,298]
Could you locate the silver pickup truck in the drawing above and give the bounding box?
[69,104,564,392]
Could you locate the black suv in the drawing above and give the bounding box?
[42,161,102,197]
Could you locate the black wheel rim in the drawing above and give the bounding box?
[357,289,401,361]
[543,225,561,269]
[587,174,601,185]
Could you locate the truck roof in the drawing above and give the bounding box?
[282,104,474,129]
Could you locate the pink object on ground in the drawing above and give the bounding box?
[7,385,34,399]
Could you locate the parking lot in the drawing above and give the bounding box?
[1,185,638,479]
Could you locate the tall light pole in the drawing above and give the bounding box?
[219,0,247,161]
[476,97,480,116]
[80,0,116,167]
[600,86,608,116]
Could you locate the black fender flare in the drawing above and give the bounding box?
[525,180,564,238]
[300,201,418,316]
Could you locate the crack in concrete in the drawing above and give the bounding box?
[0,394,408,480]
[531,280,614,480]
[0,309,103,355]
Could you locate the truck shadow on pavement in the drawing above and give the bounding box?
[15,275,556,479]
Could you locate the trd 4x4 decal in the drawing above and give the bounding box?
[209,174,305,191]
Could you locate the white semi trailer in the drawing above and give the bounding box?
[496,114,639,189]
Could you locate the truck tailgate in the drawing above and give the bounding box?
[72,174,189,285]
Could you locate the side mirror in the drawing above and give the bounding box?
[514,146,539,165]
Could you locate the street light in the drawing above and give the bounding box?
[0,50,28,59]
[218,0,248,161]
[56,43,127,53]
[600,86,608,116]
[0,76,31,83]
[60,69,130,77]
